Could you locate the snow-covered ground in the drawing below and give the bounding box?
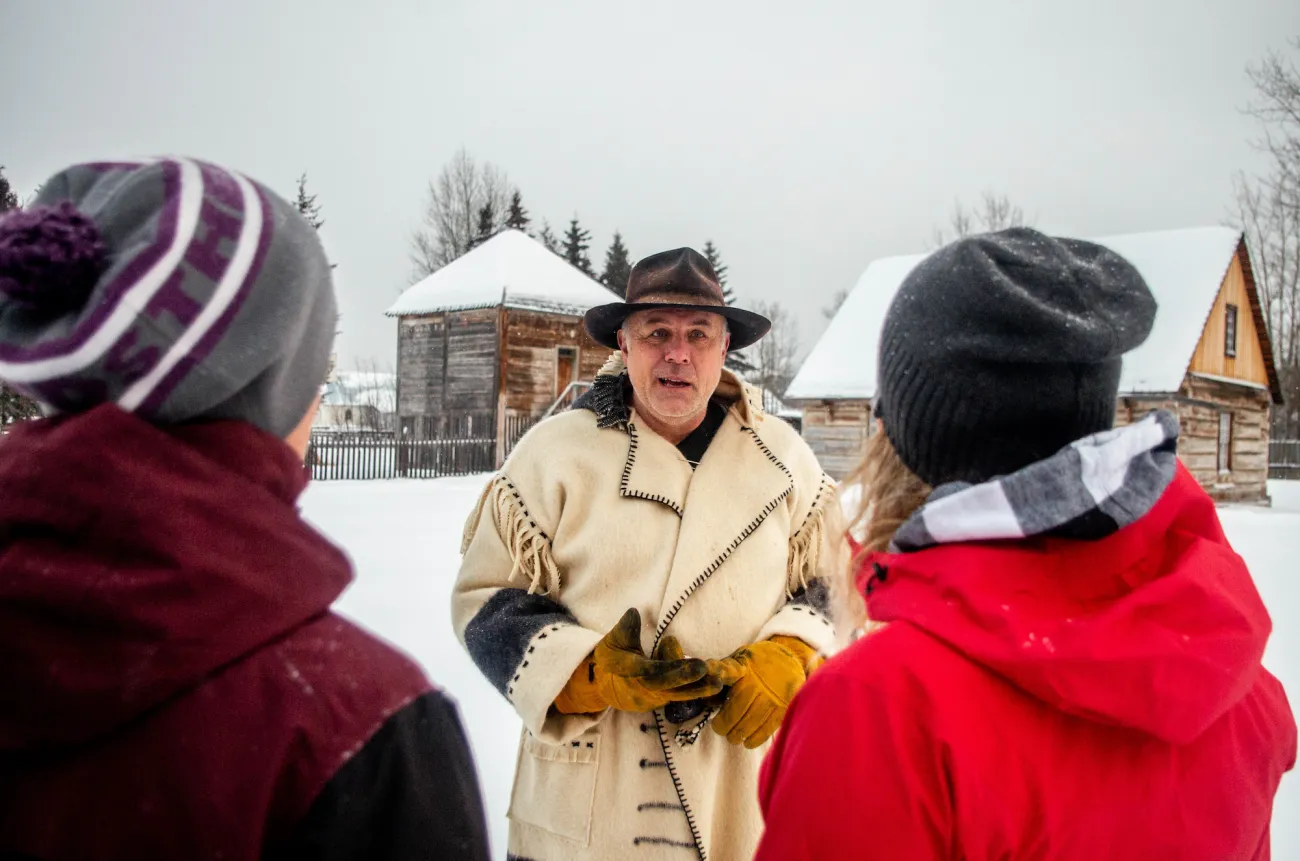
[302,477,1300,858]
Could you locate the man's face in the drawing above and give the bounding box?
[618,307,731,433]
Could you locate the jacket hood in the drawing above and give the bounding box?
[862,464,1272,744]
[0,405,352,752]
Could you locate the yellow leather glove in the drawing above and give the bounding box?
[708,635,821,748]
[554,609,724,714]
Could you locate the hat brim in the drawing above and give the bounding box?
[583,302,772,351]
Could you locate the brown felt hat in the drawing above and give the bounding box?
[583,247,771,350]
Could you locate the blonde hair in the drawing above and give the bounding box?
[834,426,932,633]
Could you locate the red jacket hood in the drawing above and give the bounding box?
[862,465,1272,744]
[0,405,352,752]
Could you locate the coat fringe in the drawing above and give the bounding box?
[787,478,836,596]
[462,475,562,596]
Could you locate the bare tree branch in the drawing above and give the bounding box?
[1233,37,1300,436]
[409,149,513,280]
[977,191,1025,232]
[930,194,1027,248]
[749,301,802,399]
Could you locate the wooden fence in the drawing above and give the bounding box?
[308,431,495,480]
[308,412,544,481]
[1270,439,1300,480]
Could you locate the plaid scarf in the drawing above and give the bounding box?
[892,410,1180,553]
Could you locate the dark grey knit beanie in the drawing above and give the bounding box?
[875,227,1157,487]
[0,158,336,438]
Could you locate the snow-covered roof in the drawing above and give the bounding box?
[786,226,1244,401]
[386,229,618,317]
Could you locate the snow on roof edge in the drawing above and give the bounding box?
[385,298,598,319]
[386,230,617,318]
[787,226,1247,402]
[385,300,498,318]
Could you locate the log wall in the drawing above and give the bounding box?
[1117,374,1272,504]
[396,308,498,436]
[501,309,609,417]
[799,399,873,479]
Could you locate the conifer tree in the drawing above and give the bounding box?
[471,201,496,248]
[600,232,633,297]
[0,166,17,213]
[563,216,594,275]
[504,189,530,232]
[702,240,734,305]
[538,220,561,254]
[294,173,325,230]
[0,166,43,424]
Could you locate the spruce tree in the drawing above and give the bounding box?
[538,220,561,254]
[293,173,336,270]
[504,189,530,232]
[700,240,753,373]
[563,216,594,275]
[0,167,17,213]
[294,173,325,230]
[600,232,633,297]
[471,201,496,248]
[0,166,43,425]
[702,240,733,304]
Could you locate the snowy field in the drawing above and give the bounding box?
[302,477,1300,858]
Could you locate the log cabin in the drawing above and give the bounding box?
[786,227,1283,504]
[386,229,617,466]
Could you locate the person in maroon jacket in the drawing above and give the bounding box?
[0,158,490,860]
[756,228,1297,860]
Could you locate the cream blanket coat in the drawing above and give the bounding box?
[453,360,841,861]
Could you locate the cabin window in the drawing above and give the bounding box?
[1217,411,1233,475]
[556,347,578,399]
[1224,304,1238,358]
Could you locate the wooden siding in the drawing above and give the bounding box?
[395,308,498,433]
[1117,374,1272,504]
[1188,251,1271,388]
[800,400,872,479]
[396,315,446,418]
[447,309,499,413]
[501,309,608,417]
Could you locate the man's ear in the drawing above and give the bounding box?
[617,327,629,361]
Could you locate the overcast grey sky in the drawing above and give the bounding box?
[3,0,1298,369]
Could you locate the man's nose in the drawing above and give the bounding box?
[663,336,692,364]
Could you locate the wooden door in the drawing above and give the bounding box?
[556,347,577,399]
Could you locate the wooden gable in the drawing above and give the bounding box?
[1186,240,1283,403]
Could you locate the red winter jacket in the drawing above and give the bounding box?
[756,466,1296,860]
[0,406,490,861]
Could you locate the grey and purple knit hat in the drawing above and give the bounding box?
[0,158,336,437]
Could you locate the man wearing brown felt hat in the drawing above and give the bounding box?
[453,246,842,860]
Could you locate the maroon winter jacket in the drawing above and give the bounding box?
[757,466,1296,860]
[0,405,489,861]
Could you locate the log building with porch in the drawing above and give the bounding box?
[787,227,1283,504]
[387,229,617,466]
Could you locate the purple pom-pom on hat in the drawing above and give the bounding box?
[0,201,108,313]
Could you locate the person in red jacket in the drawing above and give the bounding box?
[0,159,490,860]
[756,228,1297,860]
